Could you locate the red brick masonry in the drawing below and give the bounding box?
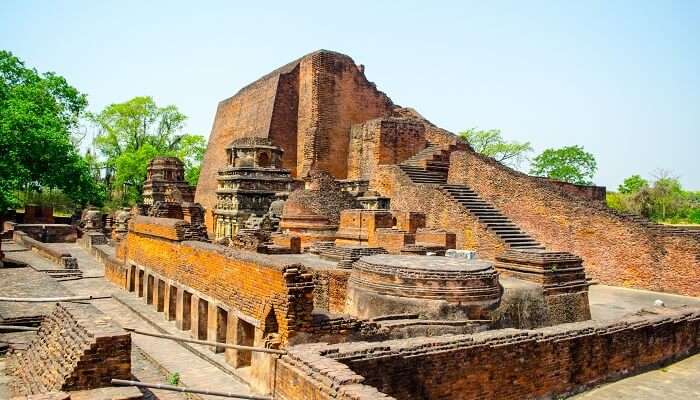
[275,306,700,400]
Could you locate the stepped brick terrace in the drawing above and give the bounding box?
[2,50,700,400]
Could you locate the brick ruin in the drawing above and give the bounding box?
[6,303,131,397]
[275,306,700,400]
[5,49,700,399]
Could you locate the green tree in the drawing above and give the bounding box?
[607,171,699,224]
[529,145,597,185]
[459,128,532,168]
[618,174,649,194]
[174,134,207,186]
[647,173,684,221]
[0,50,104,214]
[89,96,206,204]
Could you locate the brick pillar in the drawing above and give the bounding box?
[156,279,165,312]
[190,294,201,339]
[149,275,157,306]
[225,314,239,367]
[207,303,222,353]
[146,274,154,305]
[163,284,172,319]
[176,290,192,331]
[207,304,228,353]
[126,265,136,292]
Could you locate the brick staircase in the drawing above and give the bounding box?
[398,144,450,184]
[440,185,544,250]
[401,144,451,172]
[397,145,544,250]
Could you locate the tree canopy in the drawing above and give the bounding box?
[618,174,649,194]
[607,171,700,224]
[89,96,206,205]
[529,145,597,185]
[459,128,532,168]
[0,50,104,214]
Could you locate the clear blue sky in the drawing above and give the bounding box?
[2,1,698,189]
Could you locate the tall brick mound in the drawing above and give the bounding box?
[6,303,131,396]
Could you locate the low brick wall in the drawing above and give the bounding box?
[275,306,700,400]
[7,303,131,396]
[93,245,129,289]
[5,222,77,243]
[13,231,78,269]
[535,177,606,202]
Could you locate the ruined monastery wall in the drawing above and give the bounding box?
[7,303,131,396]
[196,61,297,231]
[296,51,394,179]
[123,216,314,344]
[448,150,700,296]
[371,165,506,257]
[347,118,427,181]
[275,307,700,400]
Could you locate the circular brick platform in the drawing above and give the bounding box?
[346,255,501,320]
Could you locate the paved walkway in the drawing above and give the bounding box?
[588,284,700,320]
[7,241,254,400]
[570,353,700,399]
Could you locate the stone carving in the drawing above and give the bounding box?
[213,138,293,241]
[142,157,195,207]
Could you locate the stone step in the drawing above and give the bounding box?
[439,184,545,250]
[458,203,492,208]
[498,233,531,239]
[509,243,545,249]
[489,226,520,231]
[503,238,539,244]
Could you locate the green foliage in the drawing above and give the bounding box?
[89,96,206,203]
[459,128,532,168]
[618,174,648,194]
[0,50,104,214]
[607,172,700,224]
[15,188,77,216]
[688,208,700,224]
[174,134,206,186]
[529,145,597,185]
[167,372,180,386]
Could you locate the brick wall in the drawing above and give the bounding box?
[347,118,427,180]
[6,223,77,243]
[448,150,700,296]
[296,51,394,179]
[13,231,78,269]
[371,165,506,258]
[198,50,393,232]
[311,269,350,314]
[269,64,300,176]
[275,306,700,400]
[196,58,298,231]
[7,303,131,396]
[95,245,128,289]
[124,216,314,344]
